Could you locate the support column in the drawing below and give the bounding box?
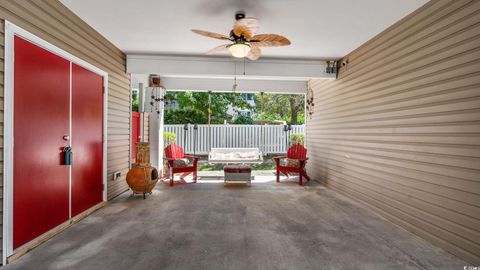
[144,87,165,172]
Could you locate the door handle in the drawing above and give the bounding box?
[63,135,70,141]
[63,146,73,165]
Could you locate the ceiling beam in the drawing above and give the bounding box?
[160,77,308,93]
[127,54,335,81]
[132,74,308,93]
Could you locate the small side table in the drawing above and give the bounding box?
[224,164,252,185]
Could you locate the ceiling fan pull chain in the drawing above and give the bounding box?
[234,60,237,80]
[232,60,238,95]
[243,53,246,75]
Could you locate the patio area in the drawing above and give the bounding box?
[4,177,465,270]
[1,0,479,267]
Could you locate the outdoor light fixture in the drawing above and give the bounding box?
[193,124,199,156]
[325,60,337,74]
[284,124,290,148]
[183,124,189,147]
[228,43,251,58]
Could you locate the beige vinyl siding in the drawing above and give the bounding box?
[0,18,4,263]
[0,0,131,261]
[306,0,480,264]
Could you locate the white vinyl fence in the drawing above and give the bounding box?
[164,124,305,154]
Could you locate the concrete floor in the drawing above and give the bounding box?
[5,176,466,270]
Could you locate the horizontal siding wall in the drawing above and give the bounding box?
[0,18,4,264]
[0,0,131,260]
[306,0,480,265]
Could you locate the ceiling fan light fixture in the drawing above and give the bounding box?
[228,43,251,58]
[192,13,291,60]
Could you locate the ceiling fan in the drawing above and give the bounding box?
[191,12,291,60]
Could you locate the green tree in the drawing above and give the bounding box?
[132,90,139,112]
[164,91,250,124]
[288,95,305,124]
[254,93,305,124]
[164,108,204,124]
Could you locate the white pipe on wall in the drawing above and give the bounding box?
[138,83,145,113]
[138,83,144,142]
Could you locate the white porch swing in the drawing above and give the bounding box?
[206,90,264,165]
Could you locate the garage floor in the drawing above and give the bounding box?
[4,177,466,270]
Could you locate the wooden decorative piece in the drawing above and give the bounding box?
[126,142,159,199]
[135,142,150,165]
[149,74,161,87]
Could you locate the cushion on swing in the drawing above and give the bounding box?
[208,148,263,163]
[211,152,257,160]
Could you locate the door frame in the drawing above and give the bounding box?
[2,21,109,263]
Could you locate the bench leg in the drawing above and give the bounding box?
[299,174,303,186]
[276,170,280,183]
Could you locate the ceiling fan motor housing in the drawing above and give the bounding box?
[235,11,246,20]
[230,30,248,42]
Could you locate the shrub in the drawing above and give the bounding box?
[234,115,254,125]
[290,133,304,146]
[163,132,177,146]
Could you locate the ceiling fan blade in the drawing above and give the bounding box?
[250,34,291,47]
[191,29,230,40]
[206,44,229,54]
[247,45,261,60]
[233,18,259,39]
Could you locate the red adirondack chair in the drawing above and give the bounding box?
[273,144,310,186]
[164,143,199,186]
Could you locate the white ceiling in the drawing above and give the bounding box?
[60,0,428,59]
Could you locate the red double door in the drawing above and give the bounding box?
[13,36,104,248]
